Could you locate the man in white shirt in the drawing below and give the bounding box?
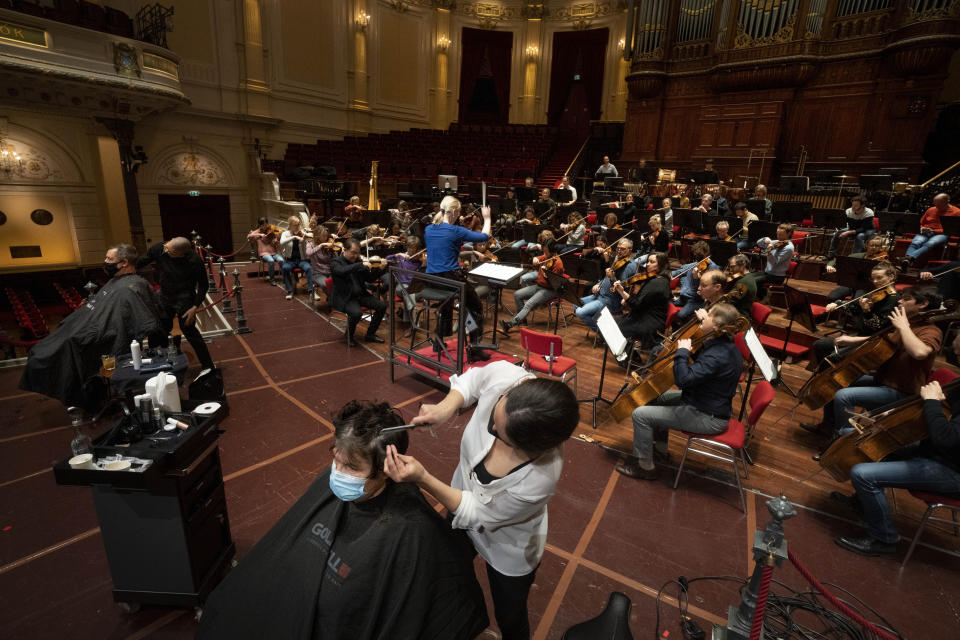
[558,175,578,206]
[383,361,579,640]
[595,155,618,179]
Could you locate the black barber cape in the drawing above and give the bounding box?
[19,274,164,408]
[196,469,487,640]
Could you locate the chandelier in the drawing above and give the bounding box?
[0,137,23,175]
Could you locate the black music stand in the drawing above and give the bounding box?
[812,209,845,229]
[770,285,817,398]
[941,216,960,238]
[745,199,767,220]
[515,186,537,203]
[543,270,582,335]
[748,220,781,244]
[878,212,920,235]
[707,239,740,266]
[562,252,603,299]
[771,201,812,224]
[521,224,546,244]
[551,189,573,204]
[579,307,630,428]
[835,256,876,293]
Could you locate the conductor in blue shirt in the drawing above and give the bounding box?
[425,197,492,360]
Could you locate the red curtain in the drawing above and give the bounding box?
[458,27,513,125]
[547,28,609,126]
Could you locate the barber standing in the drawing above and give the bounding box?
[384,361,579,640]
[137,236,215,371]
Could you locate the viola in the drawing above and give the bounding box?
[620,270,657,288]
[609,255,633,273]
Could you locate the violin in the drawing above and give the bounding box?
[610,255,633,273]
[820,378,960,482]
[799,301,960,410]
[620,270,657,288]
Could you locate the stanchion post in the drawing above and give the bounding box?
[248,239,257,262]
[219,258,235,313]
[232,268,251,333]
[204,245,217,292]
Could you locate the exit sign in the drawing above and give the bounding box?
[188,190,200,197]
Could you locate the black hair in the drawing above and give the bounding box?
[543,238,557,255]
[734,202,747,211]
[342,237,361,252]
[503,379,579,457]
[900,286,941,312]
[258,217,268,226]
[332,400,408,479]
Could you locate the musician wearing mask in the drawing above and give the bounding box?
[137,236,215,371]
[824,235,888,303]
[826,196,875,259]
[671,241,718,324]
[247,218,283,285]
[280,216,315,301]
[803,287,943,447]
[734,202,758,251]
[616,303,743,480]
[500,239,565,334]
[831,371,960,557]
[902,193,960,270]
[806,262,899,374]
[612,252,671,350]
[725,255,756,318]
[575,238,638,333]
[330,238,387,347]
[749,223,795,300]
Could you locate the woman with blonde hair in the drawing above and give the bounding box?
[280,215,314,300]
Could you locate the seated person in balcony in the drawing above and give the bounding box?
[734,202,758,250]
[330,238,387,347]
[827,196,875,259]
[196,400,488,640]
[636,215,669,266]
[671,241,719,324]
[306,225,339,302]
[557,212,586,253]
[747,223,795,300]
[615,303,743,481]
[247,217,283,285]
[611,252,671,351]
[280,216,315,301]
[754,184,772,217]
[500,239,565,334]
[595,155,618,180]
[575,238,637,333]
[902,193,960,269]
[20,244,164,412]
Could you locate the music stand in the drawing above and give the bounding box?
[771,201,812,224]
[878,212,919,235]
[812,209,845,229]
[468,262,525,346]
[605,228,632,245]
[579,307,630,428]
[745,199,767,220]
[739,328,778,428]
[707,239,740,266]
[515,186,537,203]
[771,285,817,398]
[604,177,624,189]
[521,224,546,243]
[940,215,960,238]
[543,270,582,335]
[748,220,780,244]
[551,189,573,204]
[835,256,876,293]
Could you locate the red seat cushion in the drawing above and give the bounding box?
[909,490,960,509]
[684,418,745,448]
[758,334,810,357]
[525,355,577,376]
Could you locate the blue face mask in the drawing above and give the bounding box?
[329,461,368,502]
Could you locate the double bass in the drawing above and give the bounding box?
[819,378,960,482]
[609,313,750,422]
[798,302,960,410]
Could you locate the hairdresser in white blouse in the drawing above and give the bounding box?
[384,360,579,640]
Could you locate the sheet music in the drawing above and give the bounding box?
[469,262,524,282]
[744,328,776,382]
[596,307,629,360]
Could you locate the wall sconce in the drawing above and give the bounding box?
[618,38,625,51]
[0,140,23,175]
[437,35,451,52]
[355,12,370,31]
[525,44,539,59]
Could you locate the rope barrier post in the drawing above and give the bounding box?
[204,244,217,293]
[219,258,235,314]
[232,268,251,334]
[248,239,258,263]
[714,495,796,640]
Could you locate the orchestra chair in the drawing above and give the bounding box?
[561,591,633,640]
[672,380,775,513]
[665,302,681,331]
[929,367,959,385]
[750,302,773,330]
[901,491,960,568]
[766,260,798,308]
[519,328,578,394]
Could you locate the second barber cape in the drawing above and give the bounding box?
[196,468,488,640]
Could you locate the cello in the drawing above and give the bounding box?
[798,302,960,410]
[609,313,750,422]
[819,378,960,482]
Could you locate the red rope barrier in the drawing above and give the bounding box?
[749,564,773,640]
[788,548,899,640]
[196,243,252,260]
[197,286,236,313]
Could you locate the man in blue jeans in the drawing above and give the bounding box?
[833,375,960,557]
[574,238,636,332]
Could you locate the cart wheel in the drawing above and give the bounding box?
[194,607,204,623]
[118,601,141,614]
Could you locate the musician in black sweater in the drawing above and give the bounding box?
[833,367,960,558]
[612,252,671,350]
[330,238,387,347]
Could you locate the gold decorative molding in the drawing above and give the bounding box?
[734,13,796,49]
[156,151,227,186]
[0,18,47,47]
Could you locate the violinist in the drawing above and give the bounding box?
[344,195,365,229]
[557,212,586,253]
[749,223,795,300]
[306,226,340,302]
[612,252,671,350]
[389,200,413,232]
[535,188,558,226]
[500,239,565,334]
[463,240,498,266]
[832,369,960,558]
[824,235,887,303]
[330,238,388,347]
[695,193,714,215]
[385,235,426,321]
[247,217,283,285]
[619,193,638,227]
[511,207,541,249]
[280,216,315,301]
[802,287,943,447]
[754,185,772,217]
[589,212,620,238]
[574,238,637,333]
[713,220,733,242]
[734,202,758,251]
[826,195,875,260]
[919,260,960,305]
[724,255,756,318]
[808,262,900,373]
[671,241,718,324]
[500,187,519,226]
[616,303,743,481]
[636,215,669,266]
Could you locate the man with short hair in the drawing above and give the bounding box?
[595,155,618,179]
[734,202,758,251]
[536,188,557,225]
[575,238,637,332]
[827,196,875,258]
[557,175,577,205]
[330,238,387,347]
[671,241,718,324]
[725,255,756,318]
[138,237,215,371]
[20,244,165,410]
